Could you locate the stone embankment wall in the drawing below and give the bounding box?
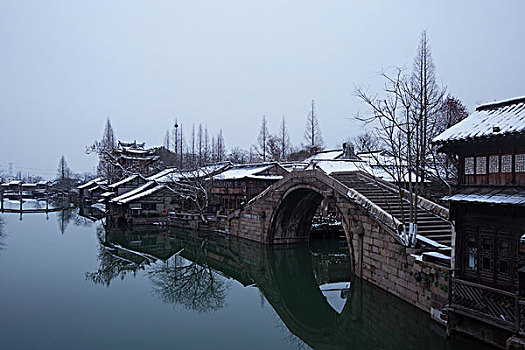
[348,205,449,324]
[227,169,449,324]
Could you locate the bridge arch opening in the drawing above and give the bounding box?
[269,186,348,245]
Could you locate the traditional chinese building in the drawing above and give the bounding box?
[114,141,160,176]
[209,163,288,214]
[433,96,525,347]
[77,177,106,203]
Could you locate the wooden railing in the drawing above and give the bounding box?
[450,277,523,333]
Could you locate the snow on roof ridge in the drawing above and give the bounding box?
[119,184,171,204]
[476,95,525,111]
[433,96,525,144]
[110,181,156,203]
[108,174,145,188]
[77,177,104,189]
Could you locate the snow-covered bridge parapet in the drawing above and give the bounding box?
[227,168,451,324]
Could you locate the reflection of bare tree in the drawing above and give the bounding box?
[0,217,5,253]
[85,226,147,286]
[56,208,94,235]
[56,209,73,234]
[148,253,228,313]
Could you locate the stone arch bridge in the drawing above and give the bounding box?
[227,169,452,321]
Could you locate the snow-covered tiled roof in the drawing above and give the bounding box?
[307,160,364,175]
[433,96,525,145]
[77,177,104,189]
[108,174,145,189]
[147,163,232,183]
[305,150,343,162]
[147,168,178,181]
[246,175,283,181]
[88,184,108,192]
[119,184,171,204]
[443,187,525,205]
[307,159,420,183]
[110,181,156,203]
[212,164,275,180]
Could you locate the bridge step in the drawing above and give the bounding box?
[332,173,453,254]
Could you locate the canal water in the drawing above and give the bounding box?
[0,211,489,349]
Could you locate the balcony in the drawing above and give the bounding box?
[449,277,525,334]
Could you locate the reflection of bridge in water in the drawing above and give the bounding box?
[91,226,474,350]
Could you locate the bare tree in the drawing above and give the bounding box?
[431,95,469,182]
[351,132,382,153]
[278,115,290,161]
[86,118,119,184]
[56,155,71,189]
[191,124,196,167]
[436,95,468,134]
[356,68,418,246]
[228,147,250,164]
[355,32,445,246]
[164,129,170,150]
[304,100,324,154]
[267,134,281,161]
[410,31,445,187]
[216,129,226,162]
[204,126,210,165]
[255,115,269,162]
[197,123,204,166]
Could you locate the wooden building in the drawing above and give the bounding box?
[114,141,160,176]
[209,163,288,214]
[78,177,106,203]
[108,174,148,196]
[109,182,178,225]
[433,96,525,346]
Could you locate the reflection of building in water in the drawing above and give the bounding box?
[87,226,480,350]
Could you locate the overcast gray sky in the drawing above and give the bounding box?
[1,0,524,179]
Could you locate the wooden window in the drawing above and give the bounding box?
[520,234,525,254]
[476,156,487,174]
[502,154,512,173]
[489,155,499,173]
[516,154,525,172]
[465,157,474,175]
[467,237,477,270]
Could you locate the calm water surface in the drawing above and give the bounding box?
[0,211,489,349]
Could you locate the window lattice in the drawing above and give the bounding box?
[502,155,512,173]
[516,154,525,173]
[489,155,499,173]
[476,156,487,175]
[465,157,474,175]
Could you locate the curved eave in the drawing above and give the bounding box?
[433,131,525,153]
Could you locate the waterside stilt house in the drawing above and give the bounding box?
[433,96,525,346]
